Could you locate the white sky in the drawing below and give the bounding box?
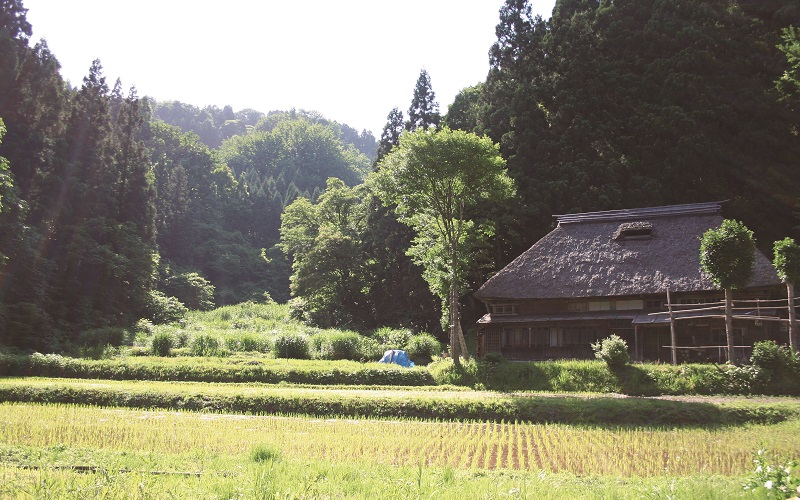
[24,0,556,137]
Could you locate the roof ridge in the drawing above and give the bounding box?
[554,202,723,224]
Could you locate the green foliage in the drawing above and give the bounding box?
[743,448,800,499]
[150,332,173,357]
[774,237,800,284]
[699,219,756,290]
[777,26,800,104]
[223,333,270,353]
[162,272,215,310]
[147,290,188,325]
[310,330,362,360]
[280,179,371,327]
[78,327,127,350]
[751,340,800,395]
[370,327,414,351]
[406,69,441,131]
[591,334,631,369]
[404,333,442,365]
[273,333,310,359]
[0,118,13,214]
[190,334,223,357]
[371,128,514,355]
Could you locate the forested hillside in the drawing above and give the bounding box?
[466,0,800,262]
[1,0,799,352]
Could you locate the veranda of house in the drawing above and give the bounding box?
[477,288,786,363]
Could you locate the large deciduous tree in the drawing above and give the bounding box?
[371,128,514,364]
[773,237,800,352]
[280,177,370,327]
[699,219,756,363]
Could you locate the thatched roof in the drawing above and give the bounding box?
[474,202,780,301]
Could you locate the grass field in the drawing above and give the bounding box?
[2,302,799,497]
[1,401,795,498]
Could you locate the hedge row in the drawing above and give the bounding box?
[428,358,800,396]
[2,352,798,396]
[0,353,435,386]
[0,381,796,426]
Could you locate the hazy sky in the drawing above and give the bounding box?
[24,0,556,137]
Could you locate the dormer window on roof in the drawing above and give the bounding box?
[614,222,653,241]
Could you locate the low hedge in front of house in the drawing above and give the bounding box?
[428,357,800,396]
[0,352,435,386]
[1,351,797,396]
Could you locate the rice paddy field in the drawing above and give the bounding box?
[1,391,799,498]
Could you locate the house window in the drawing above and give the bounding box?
[561,327,599,345]
[502,327,550,347]
[491,303,517,315]
[616,299,644,310]
[531,328,549,346]
[589,301,611,311]
[645,299,665,309]
[614,222,653,241]
[677,297,721,306]
[566,301,588,312]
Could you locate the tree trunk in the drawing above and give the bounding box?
[450,285,460,366]
[788,282,797,353]
[724,287,735,363]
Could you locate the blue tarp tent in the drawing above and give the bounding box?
[379,349,415,368]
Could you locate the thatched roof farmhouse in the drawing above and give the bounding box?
[473,202,783,362]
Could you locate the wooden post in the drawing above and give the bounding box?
[634,324,640,361]
[788,282,797,352]
[666,287,677,365]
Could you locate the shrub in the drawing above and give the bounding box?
[190,334,223,357]
[151,332,173,357]
[273,333,309,359]
[742,448,800,499]
[287,297,310,324]
[482,352,506,364]
[591,334,630,369]
[359,336,383,360]
[405,333,442,365]
[311,331,362,360]
[224,333,269,353]
[750,341,799,394]
[78,327,127,349]
[371,327,413,351]
[163,272,215,311]
[147,290,188,325]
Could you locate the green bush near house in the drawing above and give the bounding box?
[405,333,442,365]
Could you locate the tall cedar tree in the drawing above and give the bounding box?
[406,69,441,131]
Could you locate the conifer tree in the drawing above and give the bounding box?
[406,69,440,131]
[374,107,404,167]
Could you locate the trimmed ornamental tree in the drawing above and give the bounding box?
[370,128,514,365]
[773,237,800,352]
[699,220,755,363]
